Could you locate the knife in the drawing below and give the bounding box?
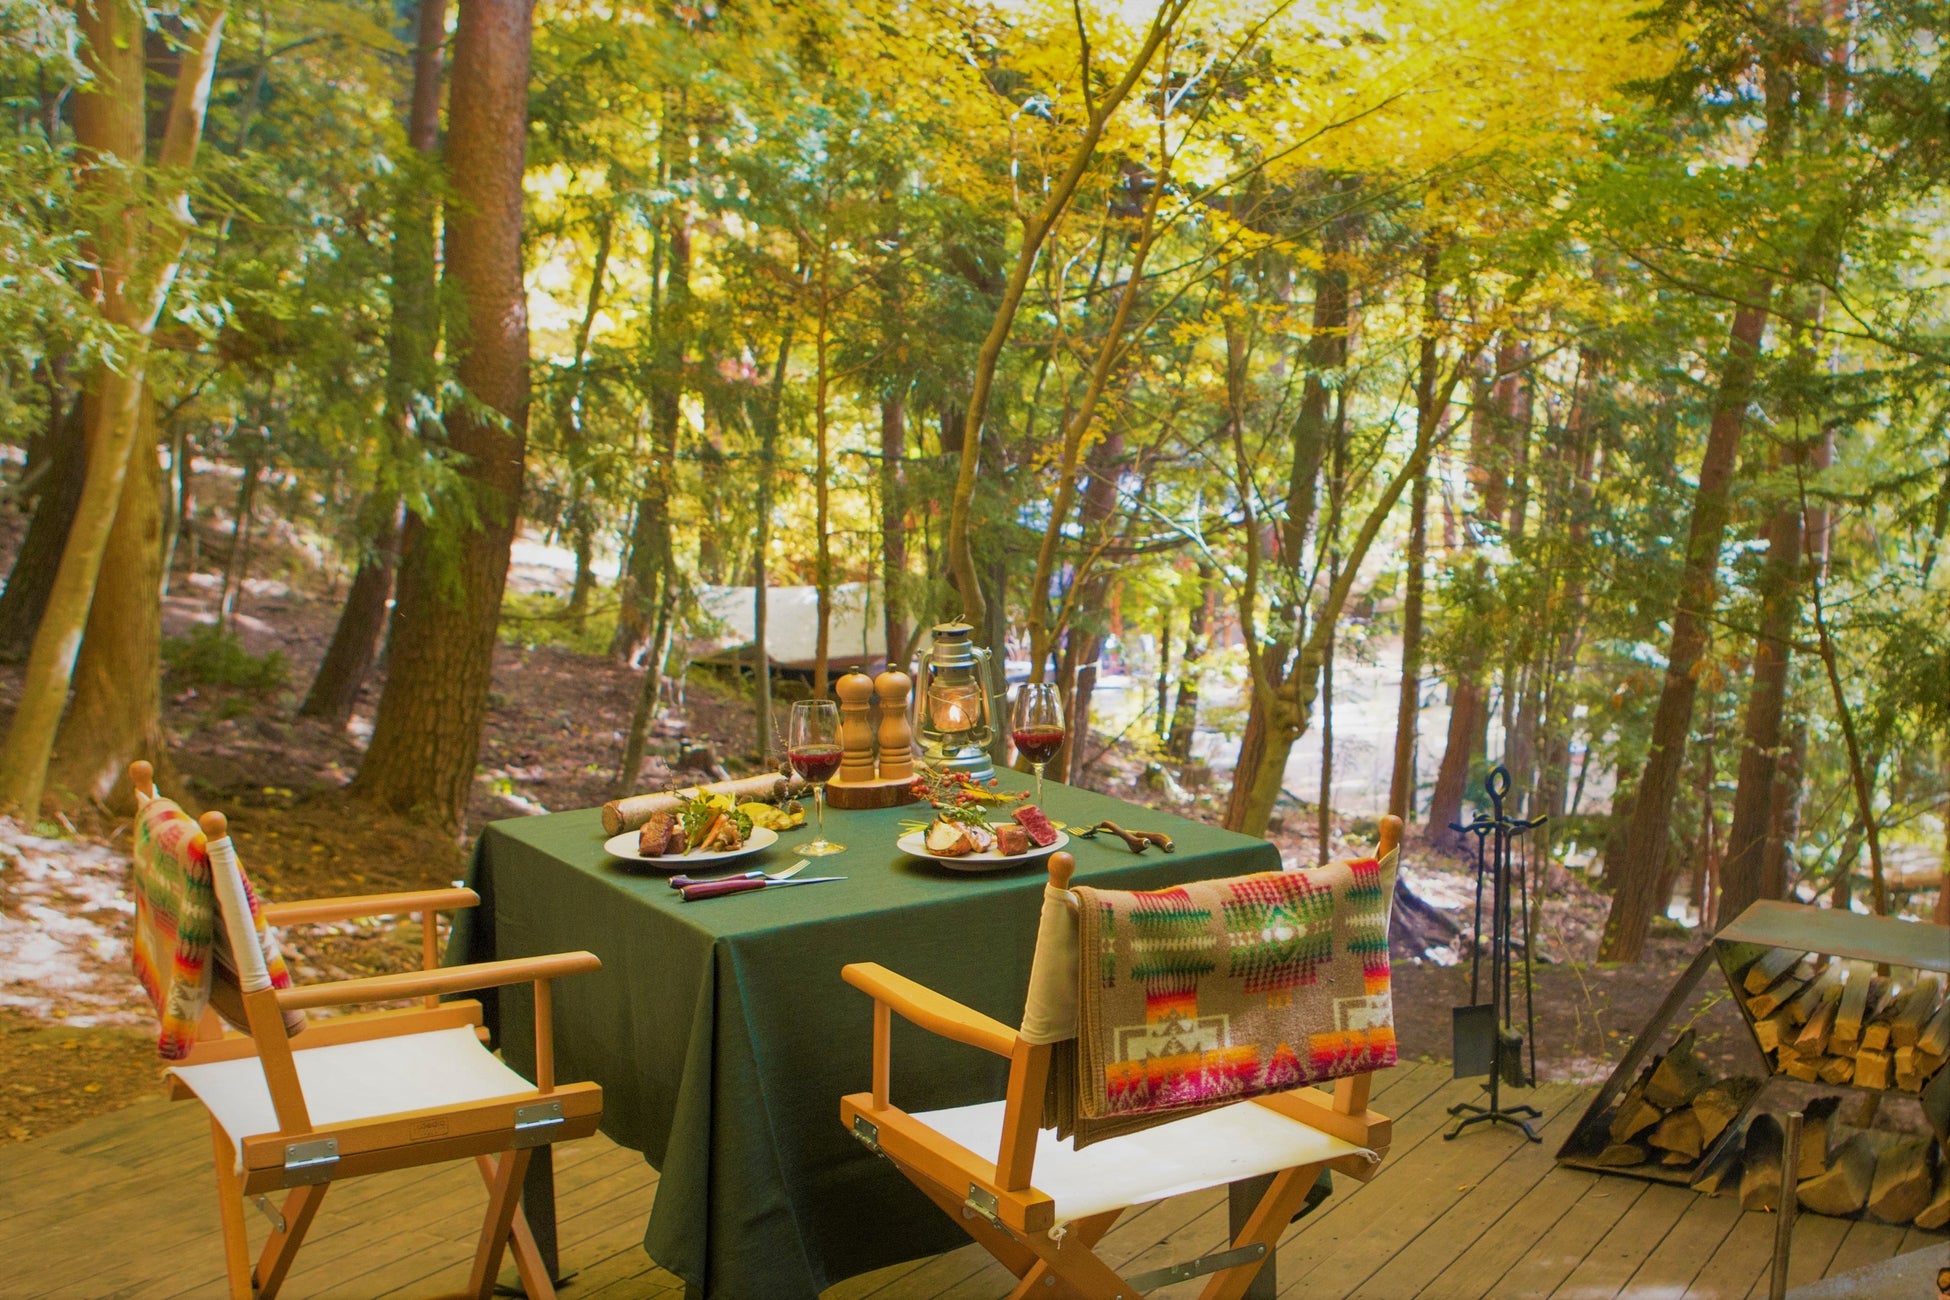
[670,860,809,890]
[680,874,845,902]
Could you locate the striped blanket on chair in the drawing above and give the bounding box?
[132,798,304,1059]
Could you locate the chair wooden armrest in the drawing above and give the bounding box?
[262,887,479,927]
[841,962,1016,1058]
[276,953,600,1012]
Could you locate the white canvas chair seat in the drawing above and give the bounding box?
[173,1027,537,1166]
[912,1095,1372,1224]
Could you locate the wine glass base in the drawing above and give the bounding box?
[796,839,846,857]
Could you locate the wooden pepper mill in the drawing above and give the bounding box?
[874,670,914,781]
[835,672,877,783]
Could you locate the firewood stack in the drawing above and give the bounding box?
[1740,951,1949,1092]
[1595,1028,1760,1172]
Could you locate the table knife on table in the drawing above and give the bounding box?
[679,874,845,902]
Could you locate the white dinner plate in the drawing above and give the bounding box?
[604,825,779,871]
[897,829,1069,873]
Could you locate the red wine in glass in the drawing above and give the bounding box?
[788,700,845,855]
[788,744,843,784]
[1011,682,1066,820]
[1011,725,1066,766]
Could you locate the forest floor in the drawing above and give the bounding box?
[0,512,1864,1147]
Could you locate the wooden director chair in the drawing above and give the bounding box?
[129,762,603,1300]
[840,817,1402,1300]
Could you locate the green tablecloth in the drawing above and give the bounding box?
[452,774,1279,1298]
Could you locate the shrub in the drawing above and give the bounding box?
[163,624,288,694]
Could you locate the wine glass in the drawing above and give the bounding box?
[788,699,845,856]
[1010,682,1066,813]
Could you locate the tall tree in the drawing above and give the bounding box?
[1598,288,1770,959]
[301,0,448,724]
[351,0,533,830]
[0,0,226,816]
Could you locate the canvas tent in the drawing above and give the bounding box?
[689,583,885,672]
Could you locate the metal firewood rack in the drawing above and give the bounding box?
[1556,900,1950,1199]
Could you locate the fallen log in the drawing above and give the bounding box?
[1915,1159,1950,1231]
[1867,1136,1935,1224]
[1743,947,1804,995]
[1692,1077,1761,1148]
[1796,1130,1875,1217]
[1649,1108,1704,1162]
[1740,1113,1785,1212]
[1691,1131,1743,1196]
[1645,1028,1715,1109]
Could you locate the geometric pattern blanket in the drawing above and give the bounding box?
[1060,848,1398,1146]
[132,797,304,1060]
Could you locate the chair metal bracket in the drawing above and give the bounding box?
[849,1114,883,1156]
[961,1184,1004,1230]
[511,1101,565,1149]
[282,1138,338,1187]
[251,1194,287,1234]
[1126,1242,1266,1292]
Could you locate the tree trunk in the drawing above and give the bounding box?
[300,0,446,722]
[0,0,224,816]
[351,0,532,832]
[1388,471,1430,822]
[300,496,405,723]
[1220,229,1352,831]
[1426,679,1483,850]
[1317,563,1335,863]
[1166,562,1211,762]
[0,391,86,662]
[1600,293,1771,961]
[218,452,261,627]
[1718,442,1806,921]
[750,332,790,760]
[880,391,907,667]
[49,390,165,808]
[945,3,1185,635]
[813,251,834,698]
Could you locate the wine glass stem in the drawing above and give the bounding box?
[1034,762,1045,803]
[816,785,826,839]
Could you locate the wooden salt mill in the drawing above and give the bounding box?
[874,670,914,781]
[835,672,877,783]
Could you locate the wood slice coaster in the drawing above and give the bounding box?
[825,775,920,810]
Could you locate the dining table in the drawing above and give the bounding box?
[448,771,1281,1299]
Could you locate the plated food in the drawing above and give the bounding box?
[605,792,780,868]
[898,803,1068,871]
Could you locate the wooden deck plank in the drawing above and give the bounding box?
[1344,1086,1587,1300]
[1260,1073,1499,1295]
[1551,1181,1698,1299]
[1620,1184,1747,1296]
[1417,1162,1599,1300]
[1487,1176,1648,1296]
[1820,1217,1911,1281]
[1741,1211,1851,1300]
[1299,1083,1585,1300]
[1685,1201,1779,1298]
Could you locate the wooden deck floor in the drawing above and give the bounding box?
[0,1063,1939,1298]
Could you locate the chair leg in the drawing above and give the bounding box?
[477,1153,558,1300]
[469,1148,533,1300]
[209,1121,254,1300]
[255,1182,327,1299]
[1007,1211,1120,1300]
[1195,1161,1327,1300]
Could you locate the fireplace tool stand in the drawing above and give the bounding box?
[1446,764,1548,1142]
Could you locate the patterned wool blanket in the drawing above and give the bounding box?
[132,798,304,1059]
[1041,848,1397,1146]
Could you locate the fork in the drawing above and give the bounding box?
[668,860,810,890]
